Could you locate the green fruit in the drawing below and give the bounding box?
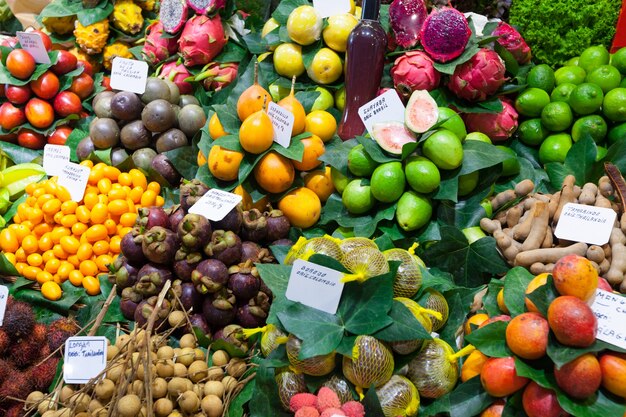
[527,64,556,92]
[348,144,378,177]
[569,83,604,115]
[383,248,424,298]
[311,87,334,111]
[518,118,548,146]
[269,83,290,102]
[370,162,406,203]
[515,88,551,117]
[335,87,346,111]
[554,65,587,85]
[437,107,466,140]
[343,335,394,389]
[422,129,463,170]
[462,226,487,244]
[396,191,432,232]
[550,83,576,104]
[457,171,479,196]
[404,156,441,194]
[578,45,610,74]
[571,115,608,143]
[465,132,492,143]
[597,146,608,161]
[603,87,626,122]
[539,133,573,164]
[480,198,493,217]
[342,179,375,214]
[611,47,626,75]
[405,90,439,133]
[495,145,521,176]
[607,121,626,145]
[541,101,574,132]
[585,64,622,93]
[330,167,349,194]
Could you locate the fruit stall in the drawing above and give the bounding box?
[0,0,625,416]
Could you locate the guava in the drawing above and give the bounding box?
[405,90,439,133]
[372,121,417,155]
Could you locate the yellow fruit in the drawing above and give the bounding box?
[278,187,321,229]
[293,134,325,171]
[68,47,101,72]
[254,151,295,194]
[239,109,274,154]
[305,110,337,142]
[74,19,109,55]
[111,0,144,35]
[278,78,306,136]
[41,280,62,301]
[136,0,155,11]
[42,16,76,35]
[197,150,207,167]
[233,185,269,211]
[209,113,227,139]
[286,5,323,46]
[286,334,335,376]
[377,376,420,417]
[307,48,343,84]
[322,13,358,52]
[237,62,273,122]
[343,335,394,391]
[285,235,343,264]
[303,166,335,202]
[103,42,132,70]
[273,43,305,78]
[208,145,244,182]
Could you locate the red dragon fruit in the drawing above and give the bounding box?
[389,0,428,49]
[159,0,188,34]
[199,62,239,91]
[142,21,179,66]
[464,99,518,142]
[178,14,227,67]
[420,7,471,63]
[447,48,507,102]
[186,0,225,14]
[391,51,440,99]
[492,22,532,65]
[159,61,193,94]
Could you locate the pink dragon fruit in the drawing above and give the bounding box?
[492,22,532,65]
[142,21,179,66]
[159,0,188,34]
[389,0,428,49]
[447,48,507,102]
[186,0,225,14]
[391,51,440,99]
[464,99,518,142]
[178,14,227,67]
[420,7,471,63]
[159,61,193,94]
[199,62,239,91]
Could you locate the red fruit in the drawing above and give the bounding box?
[0,133,17,143]
[18,129,46,149]
[51,50,78,75]
[70,73,94,99]
[597,277,612,292]
[0,84,5,97]
[32,30,52,51]
[5,84,32,105]
[0,102,26,130]
[102,76,111,90]
[30,70,60,99]
[25,98,55,129]
[505,312,549,360]
[480,356,530,397]
[6,49,36,80]
[599,352,626,398]
[53,91,82,117]
[522,381,568,417]
[547,296,597,348]
[478,314,511,328]
[47,126,73,145]
[77,60,94,77]
[554,353,602,399]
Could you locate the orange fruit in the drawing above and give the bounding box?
[278,187,321,229]
[304,110,337,142]
[552,254,598,300]
[293,134,325,171]
[41,280,62,301]
[505,312,549,360]
[496,289,510,314]
[525,273,549,313]
[461,349,489,382]
[480,400,505,417]
[236,62,272,121]
[303,166,335,202]
[599,352,626,398]
[197,149,207,167]
[278,77,306,136]
[254,151,295,194]
[208,145,244,182]
[233,185,269,211]
[480,356,530,397]
[209,113,227,139]
[464,313,489,335]
[82,275,101,295]
[239,109,274,154]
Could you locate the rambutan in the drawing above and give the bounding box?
[49,317,80,334]
[47,318,79,352]
[8,334,43,368]
[0,330,9,355]
[0,372,33,405]
[28,357,60,392]
[5,403,24,417]
[0,358,17,385]
[2,300,35,339]
[32,323,47,344]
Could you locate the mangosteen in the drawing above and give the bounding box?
[240,241,274,264]
[120,287,142,321]
[228,262,260,302]
[259,280,273,299]
[152,154,182,186]
[137,206,171,230]
[173,258,200,281]
[175,281,203,313]
[141,226,179,265]
[110,255,139,289]
[135,263,173,296]
[265,209,291,242]
[204,230,242,266]
[250,290,272,313]
[271,238,294,247]
[240,209,268,242]
[169,206,186,231]
[178,213,212,250]
[190,258,229,294]
[180,179,209,212]
[174,247,203,264]
[202,290,236,328]
[236,304,267,328]
[135,296,171,328]
[188,314,211,337]
[120,232,146,266]
[211,204,243,233]
[213,324,249,353]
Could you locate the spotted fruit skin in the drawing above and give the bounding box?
[74,19,109,55]
[111,0,144,35]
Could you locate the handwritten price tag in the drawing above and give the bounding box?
[64,336,108,383]
[0,286,8,326]
[313,0,351,18]
[16,32,50,64]
[554,203,616,245]
[57,162,90,202]
[267,102,295,148]
[357,89,406,137]
[43,144,70,176]
[110,57,148,94]
[590,289,626,349]
[189,189,242,221]
[286,259,344,314]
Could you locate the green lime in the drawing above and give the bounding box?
[311,87,334,111]
[571,115,608,143]
[465,132,492,143]
[396,191,432,231]
[596,146,608,161]
[518,118,549,146]
[342,179,375,214]
[539,133,573,164]
[370,161,406,203]
[331,167,349,194]
[495,146,521,176]
[437,107,467,140]
[541,101,574,132]
[515,88,551,117]
[404,155,441,194]
[458,171,479,196]
[603,88,626,122]
[585,65,622,93]
[569,83,604,115]
[348,144,378,177]
[611,47,626,75]
[566,57,580,66]
[527,64,556,92]
[554,65,587,85]
[422,129,464,170]
[550,83,576,104]
[608,121,626,144]
[621,78,626,88]
[578,45,611,74]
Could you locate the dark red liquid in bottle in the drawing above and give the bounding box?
[337,0,387,141]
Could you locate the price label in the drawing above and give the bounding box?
[357,89,406,137]
[590,289,626,349]
[64,336,108,383]
[188,188,242,221]
[16,32,50,64]
[554,203,616,245]
[57,162,90,202]
[285,259,344,314]
[267,102,295,148]
[110,57,149,94]
[43,144,70,176]
[0,286,8,326]
[313,0,351,18]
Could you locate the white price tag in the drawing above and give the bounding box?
[110,57,148,94]
[43,144,70,176]
[64,336,108,383]
[188,188,242,221]
[57,162,90,202]
[16,32,50,64]
[267,102,295,148]
[286,259,344,314]
[554,203,616,245]
[590,289,626,349]
[313,0,351,18]
[357,89,406,137]
[0,286,8,326]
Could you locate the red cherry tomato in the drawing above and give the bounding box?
[5,84,32,105]
[51,50,78,75]
[70,73,94,99]
[0,102,26,130]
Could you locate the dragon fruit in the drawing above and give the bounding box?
[178,15,227,67]
[159,62,193,94]
[391,51,440,98]
[159,0,188,34]
[389,0,428,49]
[420,7,471,63]
[199,62,239,91]
[464,99,518,142]
[492,22,532,65]
[447,48,507,102]
[187,0,225,14]
[142,21,179,66]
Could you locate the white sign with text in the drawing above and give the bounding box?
[64,336,108,383]
[189,188,243,221]
[57,162,90,202]
[357,89,406,137]
[313,0,351,18]
[16,32,50,64]
[0,286,8,326]
[286,259,344,314]
[554,203,616,245]
[110,57,148,94]
[43,144,70,176]
[267,102,295,148]
[590,289,626,349]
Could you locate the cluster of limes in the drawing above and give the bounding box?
[515,45,626,163]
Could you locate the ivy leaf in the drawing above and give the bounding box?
[420,267,457,293]
[503,267,534,317]
[58,65,84,91]
[362,385,386,417]
[255,263,292,325]
[248,360,292,417]
[545,135,598,188]
[375,300,432,342]
[226,380,254,417]
[39,0,83,17]
[354,203,396,237]
[465,321,512,357]
[215,42,248,63]
[318,137,356,176]
[339,273,394,335]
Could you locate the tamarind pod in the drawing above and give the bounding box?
[605,242,626,286]
[621,213,626,234]
[530,262,554,275]
[503,228,515,239]
[541,231,553,248]
[552,175,576,226]
[603,243,612,259]
[480,218,502,234]
[548,191,561,219]
[494,230,519,263]
[610,227,626,246]
[599,258,611,275]
[534,194,551,203]
[514,179,534,197]
[506,205,523,228]
[521,201,549,251]
[573,185,582,199]
[491,189,517,211]
[598,176,613,198]
[524,197,537,211]
[514,242,588,267]
[586,245,606,264]
[604,162,626,213]
[579,183,598,205]
[495,210,508,225]
[513,202,537,241]
[595,192,613,208]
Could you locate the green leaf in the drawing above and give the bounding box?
[212,134,244,152]
[210,339,248,358]
[255,263,291,325]
[547,337,626,368]
[421,377,493,417]
[503,267,534,317]
[438,291,467,348]
[163,146,199,180]
[215,42,248,63]
[0,253,18,275]
[3,194,26,224]
[273,134,308,162]
[295,90,321,113]
[526,275,558,317]
[495,42,520,76]
[271,0,310,25]
[362,385,386,417]
[318,137,356,176]
[339,274,394,335]
[421,267,457,293]
[465,321,512,357]
[226,379,254,417]
[248,361,292,417]
[302,41,323,69]
[354,203,396,238]
[356,136,400,164]
[0,141,43,164]
[58,65,85,91]
[40,0,83,17]
[545,135,598,188]
[375,300,433,342]
[77,2,113,26]
[459,140,513,176]
[432,40,481,75]
[212,104,242,136]
[436,175,496,228]
[91,148,112,165]
[484,279,505,317]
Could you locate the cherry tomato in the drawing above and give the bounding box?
[25,98,54,129]
[0,102,26,130]
[30,71,60,100]
[70,73,94,99]
[53,91,82,117]
[5,84,32,105]
[51,50,78,76]
[47,126,73,145]
[6,49,36,80]
[18,129,46,149]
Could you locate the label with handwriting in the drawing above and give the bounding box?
[590,289,626,349]
[16,32,50,64]
[0,286,8,326]
[57,162,90,202]
[267,102,295,148]
[43,144,70,176]
[64,336,108,383]
[285,259,344,314]
[110,57,149,94]
[188,188,243,221]
[313,0,351,18]
[554,203,616,245]
[357,89,406,137]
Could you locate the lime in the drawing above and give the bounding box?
[603,88,626,122]
[331,167,350,194]
[515,88,551,117]
[554,66,587,85]
[404,155,441,194]
[311,87,334,111]
[481,198,493,217]
[495,146,521,176]
[550,83,576,103]
[568,83,604,115]
[597,146,608,161]
[465,132,492,143]
[539,133,573,164]
[621,78,626,88]
[269,83,290,102]
[608,122,626,144]
[611,47,626,75]
[518,118,549,146]
[342,179,375,214]
[370,161,406,203]
[541,101,574,132]
[585,65,622,93]
[348,144,378,177]
[527,64,556,92]
[578,45,610,74]
[458,171,479,196]
[571,115,608,143]
[396,191,432,231]
[422,129,464,170]
[566,57,580,66]
[437,107,467,140]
